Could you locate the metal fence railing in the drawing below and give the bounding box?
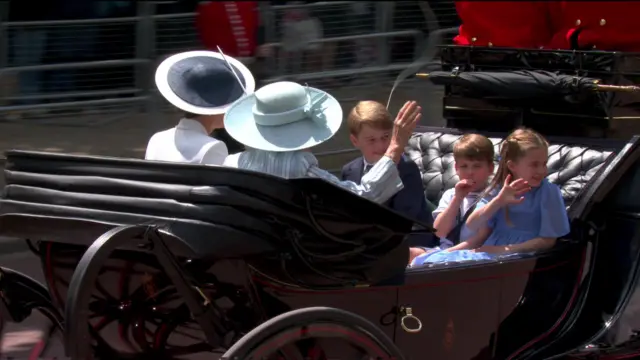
[0,12,151,124]
[0,0,458,164]
[260,1,451,94]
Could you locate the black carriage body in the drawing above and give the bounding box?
[1,127,640,359]
[439,46,640,138]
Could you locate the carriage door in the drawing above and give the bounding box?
[394,264,504,360]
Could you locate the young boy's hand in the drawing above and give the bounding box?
[496,174,531,206]
[392,101,421,144]
[454,179,475,198]
[385,101,422,163]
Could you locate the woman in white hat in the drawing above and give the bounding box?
[223,81,421,204]
[146,50,256,165]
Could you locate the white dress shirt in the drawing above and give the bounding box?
[224,149,404,204]
[145,118,228,165]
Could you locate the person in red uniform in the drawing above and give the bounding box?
[453,1,553,49]
[546,1,640,52]
[196,1,271,60]
[196,1,271,154]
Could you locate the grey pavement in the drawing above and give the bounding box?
[0,83,444,166]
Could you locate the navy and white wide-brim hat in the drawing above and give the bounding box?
[155,50,256,115]
[224,81,342,152]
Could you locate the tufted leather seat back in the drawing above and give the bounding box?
[405,131,615,209]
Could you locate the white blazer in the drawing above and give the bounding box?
[145,118,228,165]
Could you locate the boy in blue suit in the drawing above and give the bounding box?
[341,101,437,247]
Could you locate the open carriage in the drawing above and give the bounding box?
[2,42,640,359]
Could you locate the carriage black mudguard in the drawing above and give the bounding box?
[523,135,640,359]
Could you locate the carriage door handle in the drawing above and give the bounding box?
[399,306,423,334]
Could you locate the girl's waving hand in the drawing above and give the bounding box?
[496,174,531,206]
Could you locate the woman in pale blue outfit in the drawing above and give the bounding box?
[411,128,571,266]
[222,81,423,205]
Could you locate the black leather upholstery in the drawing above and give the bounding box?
[0,150,414,286]
[406,128,621,208]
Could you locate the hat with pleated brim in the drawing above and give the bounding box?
[155,50,255,115]
[224,81,342,152]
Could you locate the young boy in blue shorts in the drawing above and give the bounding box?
[409,134,495,263]
[433,134,495,250]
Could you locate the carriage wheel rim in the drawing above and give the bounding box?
[246,323,392,359]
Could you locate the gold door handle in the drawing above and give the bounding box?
[400,306,423,333]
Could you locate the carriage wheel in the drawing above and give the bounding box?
[222,307,406,360]
[44,241,225,359]
[59,226,255,359]
[0,267,64,359]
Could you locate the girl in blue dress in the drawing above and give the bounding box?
[410,128,571,266]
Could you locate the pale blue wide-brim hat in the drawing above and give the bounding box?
[224,81,343,152]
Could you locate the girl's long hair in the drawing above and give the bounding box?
[480,128,549,224]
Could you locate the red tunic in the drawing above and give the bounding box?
[546,1,640,51]
[453,1,553,49]
[196,1,259,58]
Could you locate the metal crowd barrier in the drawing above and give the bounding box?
[264,2,420,91]
[0,5,199,123]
